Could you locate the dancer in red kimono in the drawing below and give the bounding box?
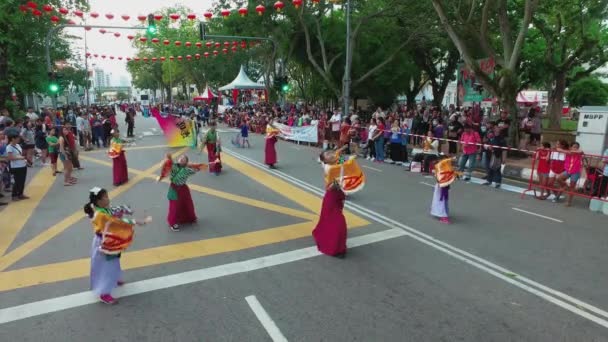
[313,149,348,258]
[265,124,280,169]
[158,153,216,231]
[202,121,222,175]
[108,129,128,186]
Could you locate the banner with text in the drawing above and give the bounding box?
[151,107,197,148]
[273,123,318,143]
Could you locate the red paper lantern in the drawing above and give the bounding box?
[118,57,123,60]
[224,41,230,47]
[177,56,183,61]
[215,42,221,48]
[26,2,37,10]
[231,46,237,52]
[143,57,148,62]
[186,55,192,60]
[241,41,247,48]
[154,14,163,21]
[203,12,213,20]
[161,57,166,62]
[151,38,160,43]
[256,5,266,15]
[174,41,182,46]
[127,34,135,40]
[50,15,60,24]
[221,9,230,18]
[293,0,303,8]
[205,42,212,48]
[67,19,76,25]
[32,9,42,17]
[213,50,219,56]
[238,8,248,17]
[232,41,238,46]
[195,53,201,59]
[274,1,285,11]
[19,5,28,14]
[311,0,320,4]
[105,13,114,20]
[74,9,84,17]
[99,29,107,34]
[114,32,121,37]
[42,4,53,13]
[163,40,170,45]
[85,52,91,57]
[169,56,175,61]
[196,42,202,48]
[101,55,106,59]
[139,37,147,43]
[109,56,115,60]
[152,57,157,62]
[84,26,92,31]
[137,15,147,22]
[134,57,140,61]
[169,13,180,21]
[93,54,98,58]
[126,57,131,61]
[204,52,210,58]
[185,41,192,47]
[58,7,69,15]
[187,13,196,20]
[90,12,99,18]
[121,14,130,21]
[222,48,228,54]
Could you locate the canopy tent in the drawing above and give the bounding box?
[193,86,216,103]
[516,91,539,105]
[219,66,267,105]
[219,66,265,91]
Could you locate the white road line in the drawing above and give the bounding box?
[290,146,301,151]
[512,208,563,223]
[245,296,288,342]
[362,165,382,172]
[223,148,608,329]
[0,229,406,325]
[420,182,434,187]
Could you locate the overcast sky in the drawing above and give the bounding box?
[65,0,214,83]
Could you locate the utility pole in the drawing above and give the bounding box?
[84,23,90,108]
[342,0,352,118]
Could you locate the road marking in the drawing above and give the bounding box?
[0,148,188,272]
[82,144,169,153]
[362,165,382,172]
[0,168,55,256]
[0,228,406,325]
[245,295,288,342]
[419,182,434,187]
[224,148,608,329]
[511,208,563,223]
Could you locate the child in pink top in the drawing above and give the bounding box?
[557,142,583,207]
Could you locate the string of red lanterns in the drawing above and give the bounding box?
[17,0,317,24]
[84,47,244,62]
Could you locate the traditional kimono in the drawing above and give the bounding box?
[204,130,222,174]
[90,206,136,296]
[265,125,280,167]
[109,137,128,186]
[313,159,348,257]
[430,158,459,222]
[163,161,204,227]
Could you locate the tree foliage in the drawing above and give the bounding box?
[567,77,608,108]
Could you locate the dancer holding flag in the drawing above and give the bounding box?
[430,157,460,224]
[108,129,129,186]
[158,153,217,231]
[265,123,280,169]
[201,121,222,175]
[84,187,151,304]
[313,146,352,258]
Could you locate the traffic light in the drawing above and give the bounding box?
[147,14,157,36]
[48,72,59,94]
[276,76,290,94]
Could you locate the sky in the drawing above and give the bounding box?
[65,0,215,84]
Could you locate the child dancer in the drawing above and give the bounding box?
[240,120,251,148]
[202,121,222,175]
[159,154,215,231]
[265,123,280,169]
[313,149,349,258]
[84,187,150,304]
[430,157,459,224]
[108,129,128,186]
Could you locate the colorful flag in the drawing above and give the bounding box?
[151,107,196,147]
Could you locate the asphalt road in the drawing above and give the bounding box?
[0,113,607,341]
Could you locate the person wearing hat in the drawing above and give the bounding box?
[109,129,128,186]
[430,157,460,224]
[264,121,280,169]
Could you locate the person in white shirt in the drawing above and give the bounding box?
[366,118,378,161]
[329,111,342,149]
[6,134,29,201]
[26,108,39,122]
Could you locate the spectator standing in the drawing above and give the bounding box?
[6,133,29,201]
[458,125,481,181]
[483,128,506,188]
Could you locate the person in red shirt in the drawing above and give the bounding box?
[458,124,481,181]
[535,142,552,199]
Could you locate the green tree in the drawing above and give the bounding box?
[530,0,608,129]
[0,1,88,113]
[566,76,608,107]
[116,91,129,101]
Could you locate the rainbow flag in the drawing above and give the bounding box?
[151,107,196,147]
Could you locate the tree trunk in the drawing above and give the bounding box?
[406,92,417,110]
[500,96,521,149]
[546,71,566,130]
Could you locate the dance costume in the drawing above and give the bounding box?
[204,129,222,174]
[430,158,459,223]
[322,151,366,195]
[109,137,128,186]
[264,125,280,168]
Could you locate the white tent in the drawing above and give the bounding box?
[219,65,265,91]
[193,86,215,101]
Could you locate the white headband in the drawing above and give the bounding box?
[90,187,102,196]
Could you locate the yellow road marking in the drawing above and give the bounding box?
[219,153,370,227]
[0,148,187,272]
[0,168,56,256]
[82,144,172,153]
[80,154,318,221]
[0,220,369,292]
